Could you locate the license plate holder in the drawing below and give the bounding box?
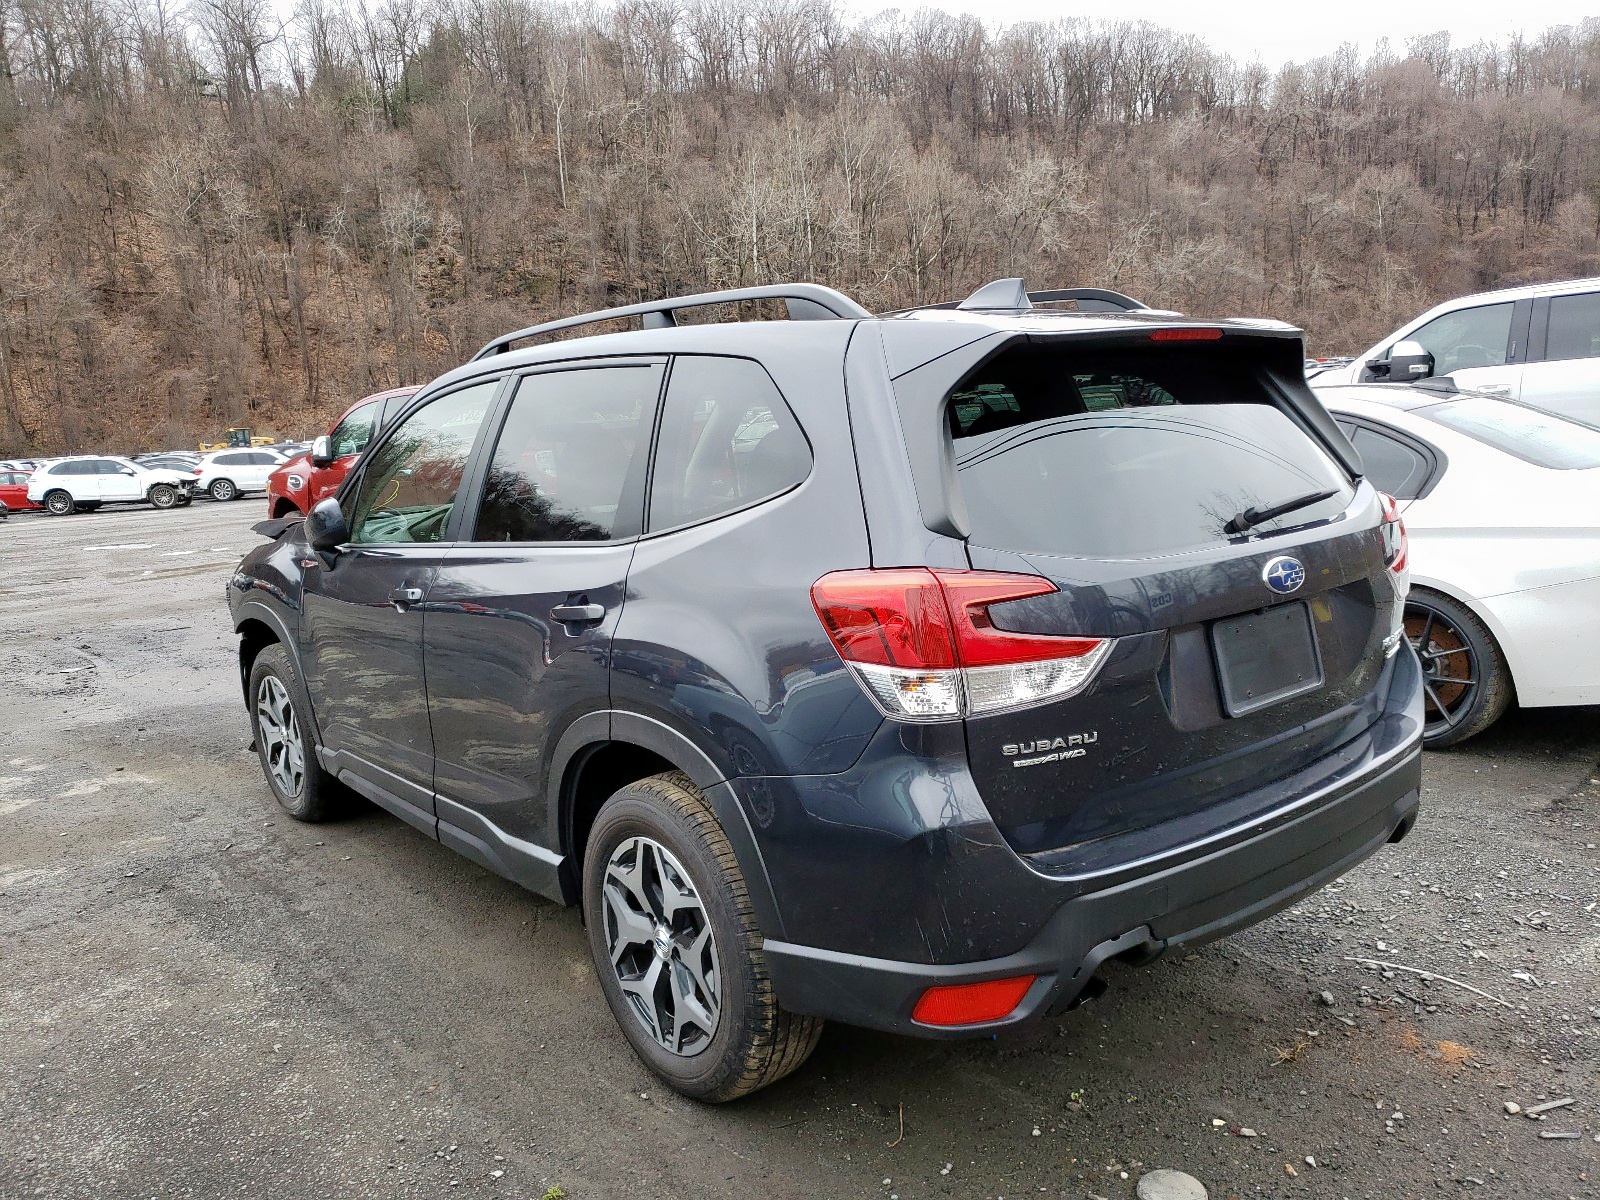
[1211,602,1324,717]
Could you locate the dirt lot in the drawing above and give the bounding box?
[1,501,1596,1200]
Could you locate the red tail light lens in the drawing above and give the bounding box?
[1378,492,1408,574]
[912,975,1037,1026]
[811,569,1112,722]
[1150,327,1223,342]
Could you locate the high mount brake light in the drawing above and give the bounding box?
[1378,492,1408,574]
[810,569,1112,722]
[1149,327,1224,342]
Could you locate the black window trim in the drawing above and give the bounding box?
[1335,413,1447,501]
[640,352,816,541]
[453,355,671,548]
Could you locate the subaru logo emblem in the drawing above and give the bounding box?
[1263,556,1305,595]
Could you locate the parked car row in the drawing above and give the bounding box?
[0,444,310,517]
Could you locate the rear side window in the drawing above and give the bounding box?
[647,356,810,532]
[473,363,663,543]
[1348,426,1432,499]
[949,345,1353,558]
[1544,292,1600,362]
[1422,397,1600,470]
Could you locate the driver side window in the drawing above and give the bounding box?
[347,381,498,546]
[329,403,378,458]
[1404,303,1514,373]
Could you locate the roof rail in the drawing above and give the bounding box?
[471,283,873,360]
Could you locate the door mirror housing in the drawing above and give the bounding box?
[305,497,349,554]
[1384,339,1435,381]
[119,467,135,475]
[310,435,334,469]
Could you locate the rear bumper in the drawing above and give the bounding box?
[761,650,1424,1037]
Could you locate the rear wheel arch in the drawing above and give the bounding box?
[552,711,784,938]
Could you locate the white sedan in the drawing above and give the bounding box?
[1315,381,1600,745]
[27,455,195,516]
[191,448,288,501]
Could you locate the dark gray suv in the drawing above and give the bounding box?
[228,279,1424,1101]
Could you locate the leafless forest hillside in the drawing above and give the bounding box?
[1,2,1598,453]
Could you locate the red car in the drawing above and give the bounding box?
[0,468,43,511]
[265,387,418,518]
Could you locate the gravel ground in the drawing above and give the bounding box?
[1,501,1596,1200]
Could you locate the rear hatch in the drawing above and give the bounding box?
[931,334,1403,872]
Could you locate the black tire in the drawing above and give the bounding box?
[148,483,178,509]
[582,772,822,1102]
[209,478,237,501]
[1406,587,1513,748]
[44,490,74,516]
[246,643,340,821]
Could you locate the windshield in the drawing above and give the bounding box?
[1422,397,1600,470]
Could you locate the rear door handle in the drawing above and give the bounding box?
[550,603,605,624]
[389,585,424,610]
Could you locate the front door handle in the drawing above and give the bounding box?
[550,603,605,624]
[389,585,424,611]
[1477,384,1513,398]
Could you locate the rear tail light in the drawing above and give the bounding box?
[810,569,1112,721]
[1378,492,1408,574]
[912,975,1037,1026]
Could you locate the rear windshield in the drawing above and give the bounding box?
[1421,397,1600,470]
[948,346,1354,558]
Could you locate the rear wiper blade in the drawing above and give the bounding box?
[1224,488,1338,535]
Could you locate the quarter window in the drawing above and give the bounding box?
[347,382,498,545]
[1349,426,1430,499]
[647,357,811,532]
[1406,303,1514,373]
[1543,292,1600,362]
[473,364,662,543]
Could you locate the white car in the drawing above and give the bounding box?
[27,455,195,516]
[1315,380,1600,745]
[191,448,288,501]
[1317,277,1600,426]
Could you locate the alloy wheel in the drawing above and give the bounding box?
[600,835,721,1056]
[45,491,72,515]
[255,675,306,798]
[1405,601,1479,738]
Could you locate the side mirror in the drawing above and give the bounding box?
[119,467,135,475]
[310,435,334,469]
[305,497,349,554]
[1384,339,1435,381]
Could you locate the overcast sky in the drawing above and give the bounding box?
[841,0,1596,69]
